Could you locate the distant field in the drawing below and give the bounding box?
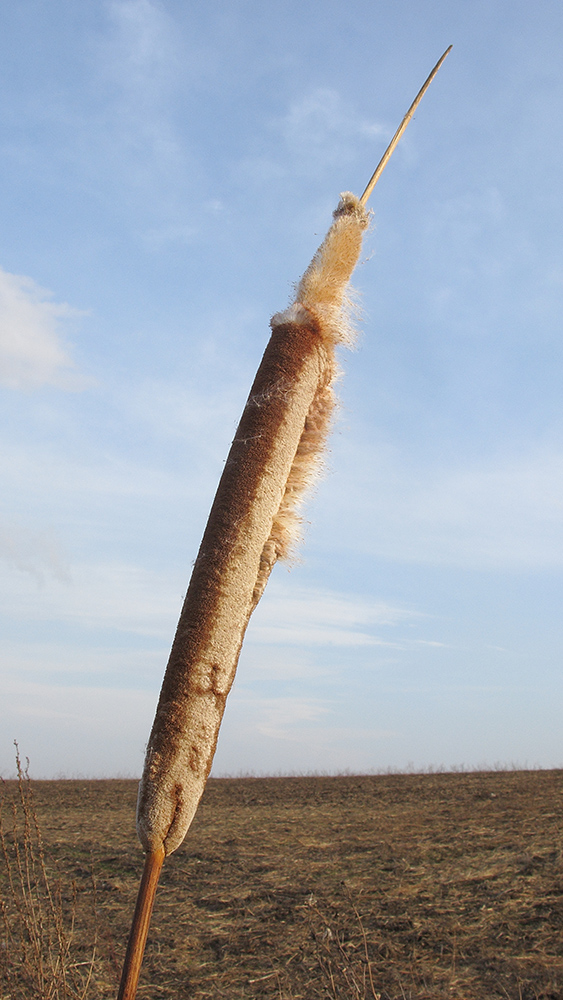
[1,770,562,999]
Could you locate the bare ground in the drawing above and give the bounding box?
[1,769,562,999]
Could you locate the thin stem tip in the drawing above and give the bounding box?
[359,44,452,206]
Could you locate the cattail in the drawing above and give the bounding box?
[136,190,369,861]
[117,46,451,1000]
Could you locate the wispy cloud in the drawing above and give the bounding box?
[0,523,70,584]
[0,569,417,652]
[0,268,89,391]
[0,434,196,504]
[239,89,386,189]
[0,641,163,686]
[212,691,397,775]
[327,440,563,570]
[97,0,191,194]
[247,583,418,649]
[280,88,385,156]
[0,560,183,639]
[105,0,179,97]
[120,375,245,451]
[1,678,157,777]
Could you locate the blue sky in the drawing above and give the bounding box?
[1,0,563,777]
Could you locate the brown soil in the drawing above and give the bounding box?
[1,770,562,999]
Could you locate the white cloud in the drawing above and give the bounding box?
[0,268,88,390]
[0,559,183,639]
[86,0,198,218]
[0,565,417,653]
[279,88,386,166]
[247,583,416,647]
[0,433,195,503]
[120,375,244,450]
[253,695,329,739]
[212,691,397,775]
[0,523,70,584]
[107,0,176,85]
[0,641,163,685]
[240,89,386,188]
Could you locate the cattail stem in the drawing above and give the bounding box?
[117,848,165,1000]
[359,44,452,205]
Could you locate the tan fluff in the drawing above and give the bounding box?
[136,194,370,857]
[254,192,370,601]
[294,192,369,344]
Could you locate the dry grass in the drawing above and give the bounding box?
[0,749,96,999]
[1,767,562,999]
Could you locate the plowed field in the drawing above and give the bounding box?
[1,770,562,999]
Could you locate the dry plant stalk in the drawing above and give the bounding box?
[0,748,96,1000]
[117,46,451,1000]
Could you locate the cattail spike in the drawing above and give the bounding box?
[359,44,452,206]
[135,194,371,863]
